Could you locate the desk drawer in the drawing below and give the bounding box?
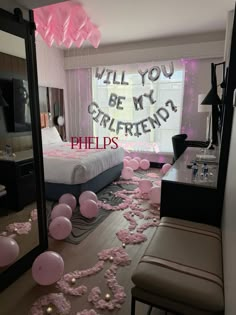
[19,161,34,177]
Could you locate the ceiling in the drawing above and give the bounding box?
[4,0,236,46]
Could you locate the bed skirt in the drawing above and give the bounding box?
[45,163,123,201]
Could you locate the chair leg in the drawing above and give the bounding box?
[131,295,136,315]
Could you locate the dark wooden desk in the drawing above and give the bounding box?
[0,150,36,212]
[160,147,221,227]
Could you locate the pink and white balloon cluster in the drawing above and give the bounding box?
[33,2,101,48]
[48,193,76,241]
[32,191,100,286]
[138,179,161,204]
[49,190,100,241]
[31,195,76,286]
[78,191,99,219]
[122,156,150,180]
[137,163,172,204]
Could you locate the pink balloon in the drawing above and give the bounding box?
[59,193,77,211]
[49,216,72,240]
[34,2,102,50]
[63,37,73,48]
[124,156,132,160]
[139,179,153,193]
[149,186,161,204]
[80,19,93,40]
[34,7,52,28]
[44,32,54,47]
[0,236,19,267]
[79,191,98,205]
[123,158,129,167]
[70,4,87,32]
[128,159,139,170]
[162,163,172,175]
[88,27,101,48]
[50,12,66,44]
[36,24,47,40]
[53,2,71,30]
[68,27,81,42]
[80,199,99,219]
[32,251,64,285]
[53,34,63,46]
[51,203,72,220]
[75,35,84,48]
[121,167,134,180]
[133,157,141,163]
[140,159,150,170]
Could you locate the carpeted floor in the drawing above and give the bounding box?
[46,168,161,244]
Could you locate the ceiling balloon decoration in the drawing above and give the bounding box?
[33,1,101,48]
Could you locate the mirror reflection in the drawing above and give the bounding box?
[0,30,39,271]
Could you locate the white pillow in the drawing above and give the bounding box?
[41,127,62,145]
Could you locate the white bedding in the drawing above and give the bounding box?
[43,143,125,185]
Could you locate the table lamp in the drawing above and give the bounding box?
[198,94,212,142]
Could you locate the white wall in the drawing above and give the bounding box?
[64,32,225,69]
[0,31,25,58]
[36,39,66,89]
[0,1,29,20]
[36,39,68,138]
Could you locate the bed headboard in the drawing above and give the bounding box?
[41,126,63,145]
[40,112,49,128]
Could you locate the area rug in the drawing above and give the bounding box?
[46,168,161,245]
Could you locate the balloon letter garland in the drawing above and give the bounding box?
[34,2,101,48]
[88,62,178,137]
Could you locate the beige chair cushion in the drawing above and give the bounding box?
[132,217,224,313]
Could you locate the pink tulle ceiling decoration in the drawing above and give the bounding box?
[33,1,101,48]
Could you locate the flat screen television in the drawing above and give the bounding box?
[0,78,31,132]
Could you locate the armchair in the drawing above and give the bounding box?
[172,134,209,162]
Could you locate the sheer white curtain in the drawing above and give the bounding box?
[66,68,93,139]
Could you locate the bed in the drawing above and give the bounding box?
[41,127,125,201]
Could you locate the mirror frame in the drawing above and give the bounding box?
[0,8,48,290]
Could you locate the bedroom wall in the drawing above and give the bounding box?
[36,39,69,139]
[181,57,223,141]
[64,32,225,68]
[0,1,28,20]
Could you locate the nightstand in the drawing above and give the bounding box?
[0,150,36,211]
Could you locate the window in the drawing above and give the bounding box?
[91,60,185,153]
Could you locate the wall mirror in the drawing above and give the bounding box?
[39,86,66,140]
[0,8,48,290]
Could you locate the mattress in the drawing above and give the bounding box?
[43,143,125,185]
